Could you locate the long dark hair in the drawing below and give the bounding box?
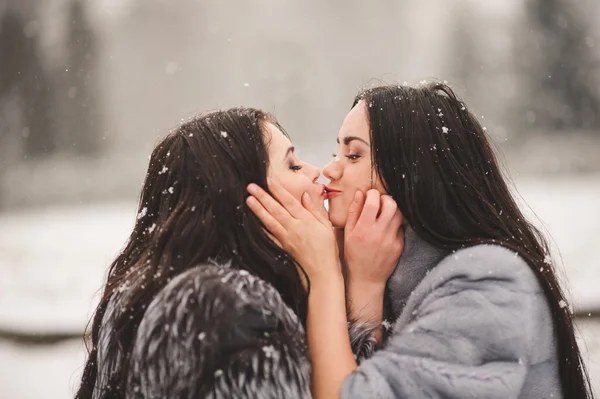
[355,82,594,399]
[76,108,308,398]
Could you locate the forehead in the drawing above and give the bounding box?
[340,101,370,141]
[263,122,291,151]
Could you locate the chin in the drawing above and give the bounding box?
[328,210,347,229]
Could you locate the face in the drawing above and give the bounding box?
[263,122,326,211]
[323,101,385,228]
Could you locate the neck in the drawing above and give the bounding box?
[387,226,448,317]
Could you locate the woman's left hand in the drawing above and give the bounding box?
[246,179,341,282]
[249,179,358,399]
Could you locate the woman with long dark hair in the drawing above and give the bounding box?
[247,82,594,398]
[76,108,327,398]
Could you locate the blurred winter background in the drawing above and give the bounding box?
[0,0,599,397]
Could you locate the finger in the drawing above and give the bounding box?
[268,178,309,220]
[345,190,365,232]
[356,189,380,228]
[246,196,288,240]
[247,183,295,225]
[389,209,403,234]
[301,192,329,225]
[377,195,398,226]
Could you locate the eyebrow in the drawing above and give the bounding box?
[284,146,295,160]
[336,136,370,146]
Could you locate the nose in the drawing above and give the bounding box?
[302,162,321,183]
[322,158,341,182]
[303,161,321,183]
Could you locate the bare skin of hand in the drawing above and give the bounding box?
[246,178,341,282]
[246,179,361,399]
[344,189,404,287]
[343,189,404,340]
[247,179,357,399]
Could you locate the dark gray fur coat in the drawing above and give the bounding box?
[91,263,377,399]
[92,264,311,399]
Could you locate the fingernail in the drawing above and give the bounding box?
[246,196,257,206]
[303,191,311,203]
[247,184,258,194]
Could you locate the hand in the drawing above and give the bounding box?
[344,189,404,288]
[246,179,341,283]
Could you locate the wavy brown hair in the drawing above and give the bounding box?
[355,82,593,399]
[76,108,308,398]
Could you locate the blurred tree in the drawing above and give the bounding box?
[0,2,57,157]
[523,0,600,131]
[61,0,102,155]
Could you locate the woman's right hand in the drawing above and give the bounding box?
[344,189,404,289]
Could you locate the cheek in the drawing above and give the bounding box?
[279,175,309,202]
[373,179,387,194]
[344,162,373,192]
[328,195,351,228]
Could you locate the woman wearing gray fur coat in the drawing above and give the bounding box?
[247,82,595,398]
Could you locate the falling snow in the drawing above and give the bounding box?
[137,207,147,219]
[1,173,599,398]
[165,62,178,75]
[262,345,276,358]
[559,300,567,309]
[543,254,552,265]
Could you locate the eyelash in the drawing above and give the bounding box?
[332,153,361,161]
[290,164,303,171]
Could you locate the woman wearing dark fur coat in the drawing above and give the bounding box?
[76,108,376,398]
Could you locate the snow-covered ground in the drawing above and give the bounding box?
[0,201,136,335]
[0,174,598,397]
[513,174,600,311]
[0,339,87,399]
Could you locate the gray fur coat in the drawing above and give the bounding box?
[341,228,562,399]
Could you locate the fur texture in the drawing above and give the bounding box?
[342,228,562,399]
[91,264,380,398]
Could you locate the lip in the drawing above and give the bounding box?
[324,185,341,199]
